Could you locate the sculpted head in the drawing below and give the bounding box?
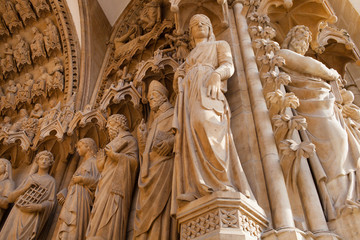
[107,114,129,139]
[282,25,312,55]
[189,14,215,47]
[34,150,54,170]
[148,80,168,111]
[77,138,98,157]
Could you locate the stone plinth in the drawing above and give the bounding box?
[176,192,268,240]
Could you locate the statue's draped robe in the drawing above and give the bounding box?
[134,102,175,239]
[285,71,360,211]
[0,173,55,240]
[171,40,253,213]
[56,156,99,240]
[86,132,138,240]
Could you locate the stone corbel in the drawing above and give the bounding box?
[5,131,32,151]
[67,108,107,136]
[99,83,142,113]
[310,25,360,76]
[32,119,65,148]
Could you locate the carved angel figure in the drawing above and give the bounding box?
[1,43,17,78]
[0,158,15,221]
[30,27,46,62]
[15,0,36,26]
[14,35,32,71]
[278,25,360,219]
[55,138,100,240]
[0,151,56,240]
[3,1,22,33]
[86,114,139,240]
[30,0,50,17]
[44,18,61,56]
[171,14,253,213]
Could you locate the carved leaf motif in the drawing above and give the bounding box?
[283,92,299,110]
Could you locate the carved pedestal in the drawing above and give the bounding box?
[176,192,268,240]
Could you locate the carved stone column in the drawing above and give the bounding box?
[232,0,295,230]
[177,192,268,240]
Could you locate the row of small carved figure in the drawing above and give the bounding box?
[0,0,51,36]
[0,101,74,140]
[1,18,61,79]
[0,58,64,111]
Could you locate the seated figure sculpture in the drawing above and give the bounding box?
[278,25,360,219]
[86,114,139,240]
[55,138,100,240]
[171,14,253,213]
[0,151,56,240]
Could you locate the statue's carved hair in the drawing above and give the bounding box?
[78,138,98,155]
[34,150,55,165]
[108,114,129,131]
[189,14,216,48]
[282,25,312,49]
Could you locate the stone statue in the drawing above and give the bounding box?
[30,27,46,62]
[30,0,50,17]
[37,66,52,94]
[30,103,44,119]
[32,68,47,98]
[9,108,28,133]
[3,1,22,33]
[113,22,142,59]
[44,18,61,56]
[0,116,12,132]
[278,25,360,219]
[86,114,139,240]
[0,158,15,221]
[171,14,253,213]
[14,35,32,71]
[15,0,36,26]
[49,57,64,92]
[139,0,161,33]
[5,80,18,108]
[1,43,16,78]
[0,151,56,240]
[134,80,176,239]
[55,138,100,240]
[16,73,34,105]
